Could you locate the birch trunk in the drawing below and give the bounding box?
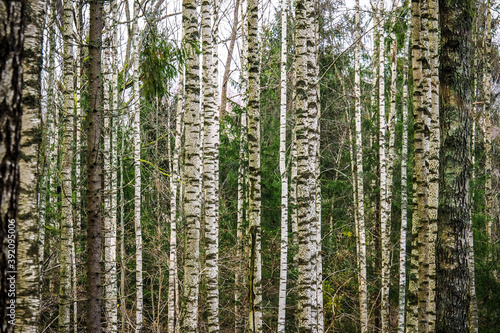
[277,1,289,331]
[437,0,472,330]
[235,7,248,325]
[354,1,368,331]
[180,0,202,331]
[469,119,479,333]
[296,0,319,330]
[0,1,24,331]
[58,0,75,329]
[130,0,143,330]
[407,1,423,330]
[202,0,220,330]
[247,0,262,331]
[483,0,493,251]
[168,76,183,333]
[427,0,439,330]
[376,1,390,330]
[104,2,118,331]
[16,0,44,329]
[87,0,104,329]
[397,6,410,332]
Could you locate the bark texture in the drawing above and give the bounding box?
[16,0,44,330]
[87,0,104,330]
[437,0,473,331]
[0,1,24,332]
[180,0,202,331]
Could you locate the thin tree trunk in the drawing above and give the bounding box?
[16,0,44,329]
[87,0,104,330]
[220,0,241,117]
[354,1,368,330]
[407,1,423,331]
[437,0,473,330]
[277,0,289,331]
[58,0,75,329]
[469,119,479,333]
[180,0,202,331]
[130,0,143,330]
[104,2,118,331]
[397,5,410,332]
[376,1,390,330]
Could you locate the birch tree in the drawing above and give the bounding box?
[103,1,118,331]
[397,4,411,332]
[202,0,220,330]
[296,0,319,330]
[16,0,45,330]
[247,0,263,331]
[87,0,104,330]
[58,0,75,329]
[376,1,390,329]
[437,0,473,330]
[130,0,143,330]
[0,1,24,332]
[354,0,368,331]
[180,0,202,331]
[277,0,289,331]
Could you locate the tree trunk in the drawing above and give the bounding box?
[437,0,473,330]
[87,0,104,330]
[246,0,262,331]
[398,5,410,332]
[58,0,75,329]
[180,0,202,331]
[296,0,319,330]
[354,1,368,331]
[0,0,24,331]
[103,2,118,331]
[277,0,289,331]
[16,0,44,329]
[202,0,220,330]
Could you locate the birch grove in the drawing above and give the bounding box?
[5,0,500,332]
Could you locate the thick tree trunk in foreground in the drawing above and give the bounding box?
[87,0,104,330]
[437,0,473,331]
[180,0,202,331]
[16,0,44,330]
[0,1,24,332]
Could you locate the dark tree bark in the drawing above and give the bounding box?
[0,1,24,332]
[87,0,104,331]
[437,0,473,332]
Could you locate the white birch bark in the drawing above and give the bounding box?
[180,0,202,331]
[354,1,368,331]
[277,1,289,331]
[104,2,118,331]
[16,0,44,330]
[59,1,75,329]
[427,0,439,330]
[296,0,319,330]
[202,0,220,330]
[131,0,143,330]
[469,119,479,333]
[247,0,262,331]
[397,6,410,332]
[376,1,390,330]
